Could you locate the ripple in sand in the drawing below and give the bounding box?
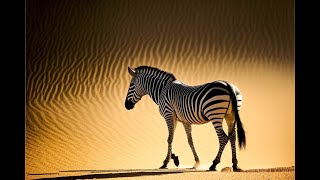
[26,0,294,174]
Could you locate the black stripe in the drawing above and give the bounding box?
[211,81,228,89]
[204,107,227,115]
[210,118,223,121]
[129,85,135,90]
[212,121,222,125]
[207,88,229,96]
[190,85,209,120]
[201,111,210,121]
[203,99,229,111]
[190,85,209,111]
[207,112,225,116]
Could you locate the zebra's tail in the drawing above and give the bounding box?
[224,81,246,150]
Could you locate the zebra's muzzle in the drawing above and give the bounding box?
[125,100,135,110]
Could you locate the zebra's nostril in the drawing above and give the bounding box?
[125,100,134,110]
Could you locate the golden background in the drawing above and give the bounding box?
[26,0,294,174]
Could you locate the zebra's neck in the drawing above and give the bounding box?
[141,75,171,105]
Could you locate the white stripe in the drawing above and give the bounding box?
[216,80,227,86]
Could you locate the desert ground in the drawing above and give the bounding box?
[27,166,294,180]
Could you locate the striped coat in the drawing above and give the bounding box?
[125,66,246,171]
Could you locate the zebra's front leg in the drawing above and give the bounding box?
[159,118,177,169]
[183,123,200,169]
[209,122,229,171]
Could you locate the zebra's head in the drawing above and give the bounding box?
[125,67,147,110]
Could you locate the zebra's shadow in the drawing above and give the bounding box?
[30,168,221,179]
[32,170,183,179]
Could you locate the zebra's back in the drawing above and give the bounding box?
[162,80,242,125]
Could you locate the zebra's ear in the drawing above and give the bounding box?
[128,67,135,76]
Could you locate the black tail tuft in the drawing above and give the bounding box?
[224,81,246,150]
[235,111,246,149]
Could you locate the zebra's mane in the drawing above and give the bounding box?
[135,66,176,81]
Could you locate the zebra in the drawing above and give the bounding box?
[124,66,246,171]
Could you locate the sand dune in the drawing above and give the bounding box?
[26,0,294,178]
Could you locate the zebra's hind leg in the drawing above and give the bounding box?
[229,127,241,171]
[209,121,229,171]
[159,118,177,169]
[226,113,241,172]
[183,123,200,169]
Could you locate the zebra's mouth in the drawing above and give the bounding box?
[125,100,135,110]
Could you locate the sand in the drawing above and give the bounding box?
[26,167,295,180]
[26,0,294,178]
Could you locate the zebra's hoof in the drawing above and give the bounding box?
[171,154,179,167]
[159,164,167,169]
[209,164,217,171]
[192,161,200,169]
[173,157,179,167]
[232,164,243,172]
[233,167,243,172]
